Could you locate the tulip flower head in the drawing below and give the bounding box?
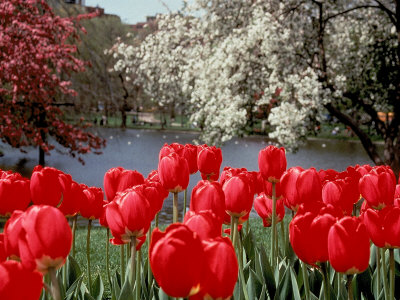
[328,216,370,274]
[103,167,145,201]
[197,145,222,181]
[150,224,204,298]
[0,170,30,217]
[258,145,287,182]
[190,180,226,222]
[17,205,72,273]
[158,152,190,193]
[0,260,43,300]
[254,192,285,227]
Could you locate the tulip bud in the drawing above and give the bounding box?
[183,144,199,174]
[183,210,222,240]
[254,193,285,227]
[106,188,151,245]
[289,206,336,266]
[0,171,30,216]
[223,174,254,218]
[80,186,105,220]
[158,152,189,193]
[30,166,64,206]
[328,217,370,274]
[58,179,84,217]
[199,237,238,299]
[362,206,400,248]
[197,145,222,181]
[142,180,169,219]
[103,167,145,201]
[18,205,72,273]
[258,145,287,182]
[359,167,396,209]
[190,180,226,222]
[3,211,25,259]
[150,224,204,297]
[0,260,43,300]
[0,234,6,262]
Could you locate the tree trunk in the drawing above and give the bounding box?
[39,147,45,167]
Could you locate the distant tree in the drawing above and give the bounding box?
[0,0,105,165]
[121,0,400,173]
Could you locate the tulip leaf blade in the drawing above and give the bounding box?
[91,273,104,300]
[277,266,291,300]
[289,266,301,300]
[118,277,133,300]
[65,274,84,300]
[259,246,276,299]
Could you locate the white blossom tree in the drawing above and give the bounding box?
[111,0,400,172]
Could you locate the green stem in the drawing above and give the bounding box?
[121,244,126,284]
[280,219,285,250]
[86,219,92,294]
[271,182,277,267]
[126,243,130,265]
[233,216,249,300]
[230,216,234,239]
[389,248,395,300]
[130,237,137,294]
[155,212,159,228]
[376,246,381,296]
[321,262,330,300]
[49,267,61,300]
[246,218,250,235]
[182,189,187,221]
[346,274,353,300]
[106,228,111,286]
[173,192,178,223]
[136,250,141,300]
[147,229,153,289]
[337,273,342,299]
[72,215,77,257]
[381,248,389,300]
[302,262,310,300]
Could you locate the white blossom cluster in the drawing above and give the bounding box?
[108,0,395,147]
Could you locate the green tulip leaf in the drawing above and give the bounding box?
[118,278,133,300]
[158,287,169,300]
[290,266,301,300]
[91,273,104,300]
[259,246,276,299]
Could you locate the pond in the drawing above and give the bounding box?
[0,128,376,223]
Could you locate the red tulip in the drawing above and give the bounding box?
[158,152,189,193]
[159,143,184,161]
[254,193,285,227]
[150,224,204,297]
[258,145,287,182]
[184,210,222,240]
[289,206,336,266]
[190,180,226,222]
[147,170,161,182]
[199,237,238,299]
[105,187,151,245]
[328,216,370,274]
[142,180,169,219]
[263,180,283,200]
[58,179,84,217]
[0,260,43,300]
[356,164,372,177]
[197,145,222,180]
[18,205,72,273]
[183,144,199,174]
[359,166,395,209]
[322,179,358,215]
[223,174,254,218]
[80,186,105,220]
[220,167,256,195]
[103,167,145,201]
[0,170,30,216]
[362,205,400,248]
[281,167,323,211]
[30,166,64,206]
[0,234,6,262]
[3,211,25,259]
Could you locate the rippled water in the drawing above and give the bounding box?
[0,128,376,223]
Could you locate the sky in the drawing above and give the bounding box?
[84,0,185,24]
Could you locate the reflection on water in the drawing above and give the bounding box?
[0,128,378,224]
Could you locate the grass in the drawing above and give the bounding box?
[72,216,292,299]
